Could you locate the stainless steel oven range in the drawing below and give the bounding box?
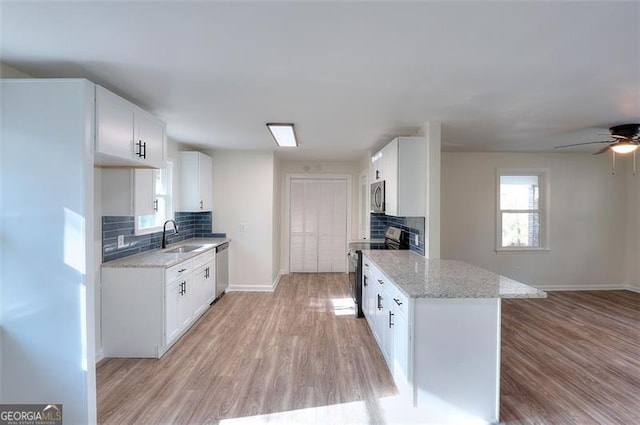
[347,226,409,317]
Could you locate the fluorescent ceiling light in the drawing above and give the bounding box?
[611,142,639,154]
[267,123,298,147]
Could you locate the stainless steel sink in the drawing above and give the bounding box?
[164,245,202,254]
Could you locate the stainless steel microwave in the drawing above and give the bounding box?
[371,181,385,213]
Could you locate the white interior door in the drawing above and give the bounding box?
[290,178,348,273]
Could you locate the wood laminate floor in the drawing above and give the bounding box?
[97,275,640,425]
[500,290,640,425]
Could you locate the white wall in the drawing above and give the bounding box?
[278,159,360,272]
[272,156,282,281]
[210,150,276,289]
[626,167,640,291]
[442,152,629,290]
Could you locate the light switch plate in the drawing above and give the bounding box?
[117,234,125,248]
[239,223,248,232]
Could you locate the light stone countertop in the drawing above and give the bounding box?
[362,250,547,299]
[102,238,230,268]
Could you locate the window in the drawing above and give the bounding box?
[136,161,173,235]
[496,169,549,251]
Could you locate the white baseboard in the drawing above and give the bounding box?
[227,272,283,293]
[538,284,640,292]
[95,348,104,363]
[272,272,283,291]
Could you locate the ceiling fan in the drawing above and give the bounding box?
[554,124,640,155]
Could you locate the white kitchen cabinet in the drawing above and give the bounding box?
[165,279,181,345]
[362,258,410,390]
[370,137,426,217]
[179,151,213,212]
[392,303,410,393]
[101,168,158,218]
[204,257,216,304]
[95,85,166,169]
[177,276,194,329]
[361,252,502,423]
[102,248,219,358]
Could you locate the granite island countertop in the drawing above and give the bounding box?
[362,250,546,299]
[102,238,230,268]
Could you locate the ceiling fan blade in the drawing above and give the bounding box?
[593,146,610,155]
[554,141,612,149]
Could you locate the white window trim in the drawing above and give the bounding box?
[496,168,550,252]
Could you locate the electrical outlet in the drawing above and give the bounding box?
[239,223,248,232]
[415,234,420,245]
[117,234,125,249]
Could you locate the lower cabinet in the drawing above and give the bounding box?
[361,254,501,422]
[361,257,411,393]
[103,248,218,358]
[165,279,182,345]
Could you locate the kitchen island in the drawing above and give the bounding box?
[361,250,546,424]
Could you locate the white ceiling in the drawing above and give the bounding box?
[1,1,639,160]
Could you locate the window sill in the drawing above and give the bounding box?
[135,225,162,237]
[496,247,550,253]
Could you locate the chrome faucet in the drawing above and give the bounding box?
[162,219,179,249]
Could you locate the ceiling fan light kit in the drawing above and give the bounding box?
[553,123,640,175]
[610,141,639,154]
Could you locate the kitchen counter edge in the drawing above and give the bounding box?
[362,250,547,300]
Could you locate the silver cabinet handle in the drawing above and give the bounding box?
[393,298,402,306]
[389,311,394,328]
[200,200,203,209]
[377,279,384,285]
[178,268,187,273]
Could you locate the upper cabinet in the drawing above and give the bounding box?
[371,137,426,217]
[94,86,166,169]
[179,151,212,212]
[101,168,157,218]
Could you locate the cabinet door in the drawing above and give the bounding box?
[179,151,212,212]
[165,280,181,345]
[373,288,386,347]
[383,307,395,368]
[371,150,383,183]
[178,277,193,329]
[198,153,213,211]
[204,260,216,304]
[382,139,399,216]
[393,307,410,389]
[135,108,166,168]
[95,86,135,160]
[362,272,371,319]
[192,267,208,318]
[134,169,156,217]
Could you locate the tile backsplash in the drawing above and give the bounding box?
[102,211,225,263]
[370,213,425,255]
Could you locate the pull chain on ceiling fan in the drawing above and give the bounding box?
[555,124,639,175]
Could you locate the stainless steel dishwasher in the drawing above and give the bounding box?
[215,242,229,298]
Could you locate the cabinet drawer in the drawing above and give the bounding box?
[386,281,409,316]
[166,260,192,284]
[192,250,215,270]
